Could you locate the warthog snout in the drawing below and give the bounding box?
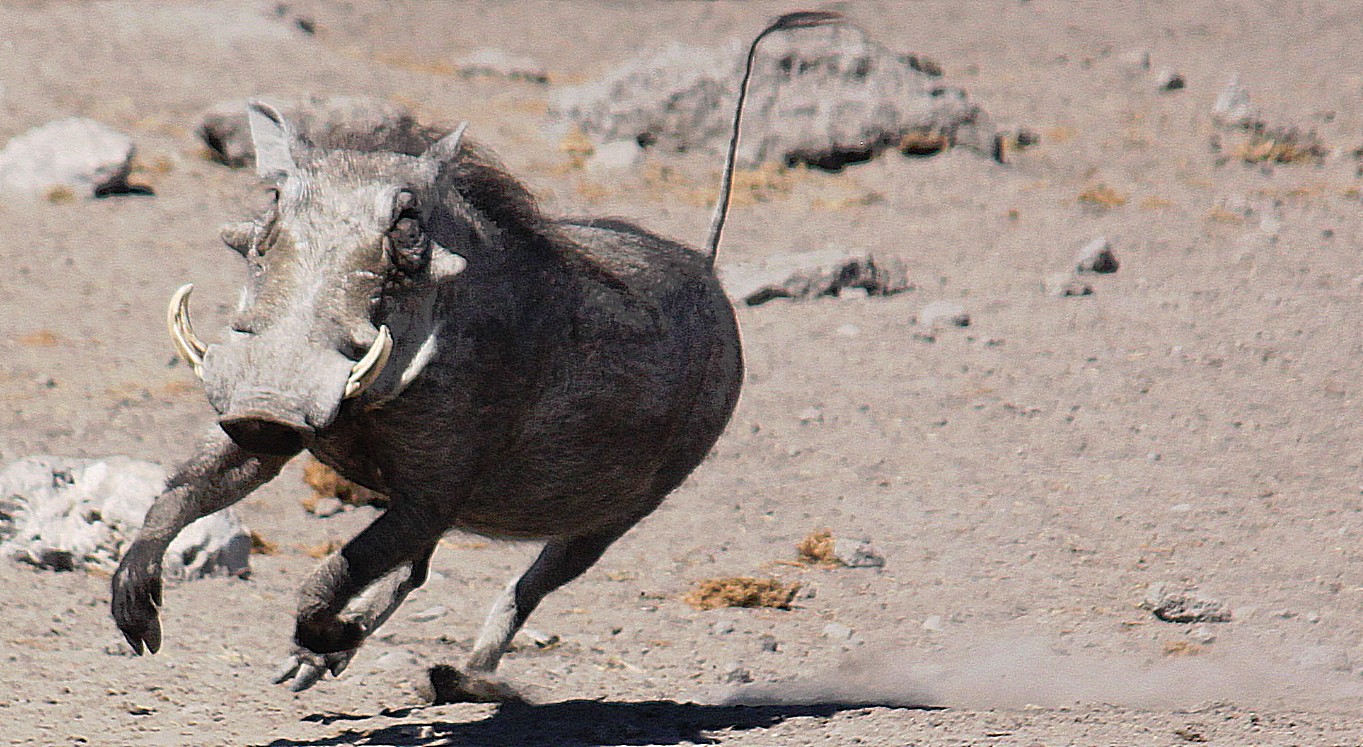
[218,411,310,456]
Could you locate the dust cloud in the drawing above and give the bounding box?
[720,638,1363,712]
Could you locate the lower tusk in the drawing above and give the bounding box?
[344,325,392,399]
[167,284,207,378]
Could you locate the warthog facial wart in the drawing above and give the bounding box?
[113,11,840,702]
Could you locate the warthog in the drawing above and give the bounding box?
[113,11,841,701]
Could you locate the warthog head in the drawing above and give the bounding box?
[169,103,470,455]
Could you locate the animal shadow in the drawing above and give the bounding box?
[263,698,929,746]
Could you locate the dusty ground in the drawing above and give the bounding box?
[4,1,1363,744]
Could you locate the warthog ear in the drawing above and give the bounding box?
[429,242,468,279]
[421,122,469,165]
[247,101,299,180]
[220,221,255,256]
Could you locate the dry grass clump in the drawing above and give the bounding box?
[795,528,842,567]
[301,458,388,513]
[898,129,950,156]
[1233,128,1327,164]
[248,531,277,556]
[684,577,800,611]
[1077,184,1128,209]
[303,539,344,559]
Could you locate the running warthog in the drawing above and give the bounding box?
[112,11,841,701]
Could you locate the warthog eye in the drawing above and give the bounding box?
[387,210,429,274]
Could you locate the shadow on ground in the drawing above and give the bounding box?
[261,698,930,746]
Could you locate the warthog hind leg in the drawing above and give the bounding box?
[424,526,628,704]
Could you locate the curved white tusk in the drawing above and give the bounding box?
[167,284,207,378]
[344,325,393,399]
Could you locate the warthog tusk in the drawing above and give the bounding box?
[167,284,207,378]
[344,325,392,399]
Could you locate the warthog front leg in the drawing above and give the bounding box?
[273,542,436,692]
[285,506,447,665]
[425,526,628,704]
[112,434,292,654]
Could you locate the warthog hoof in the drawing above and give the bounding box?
[272,646,357,692]
[420,665,524,704]
[294,614,366,654]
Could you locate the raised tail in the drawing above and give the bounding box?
[702,10,844,267]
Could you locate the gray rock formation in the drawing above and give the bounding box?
[553,21,994,170]
[0,117,135,198]
[720,249,910,306]
[199,96,447,167]
[0,456,250,579]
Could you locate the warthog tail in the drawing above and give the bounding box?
[703,10,844,266]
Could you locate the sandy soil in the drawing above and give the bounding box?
[4,1,1363,744]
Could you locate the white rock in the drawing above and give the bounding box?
[921,615,945,632]
[0,118,134,198]
[585,139,643,172]
[408,605,448,622]
[459,48,548,84]
[1044,272,1094,298]
[832,538,885,568]
[822,622,856,641]
[917,300,970,328]
[1212,76,1259,129]
[1156,69,1186,91]
[1075,237,1119,274]
[0,455,250,579]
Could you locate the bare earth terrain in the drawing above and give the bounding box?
[5,1,1363,744]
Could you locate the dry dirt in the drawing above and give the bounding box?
[4,1,1363,745]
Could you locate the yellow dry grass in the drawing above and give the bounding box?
[795,528,841,567]
[301,458,387,512]
[683,577,800,611]
[1077,184,1128,209]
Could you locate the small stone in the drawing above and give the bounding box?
[832,538,885,568]
[917,300,970,328]
[1118,49,1151,71]
[310,496,344,518]
[1188,625,1218,645]
[1044,273,1094,298]
[585,140,644,172]
[758,634,779,653]
[1156,69,1186,91]
[797,407,824,425]
[921,615,945,632]
[520,628,560,648]
[408,605,448,622]
[709,618,737,636]
[1212,76,1259,129]
[721,663,753,684]
[458,48,549,84]
[1142,583,1232,623]
[822,622,856,641]
[1076,237,1120,274]
[834,323,861,337]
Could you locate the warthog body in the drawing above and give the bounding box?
[113,12,840,700]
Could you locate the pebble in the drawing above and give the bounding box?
[311,496,344,518]
[921,615,945,632]
[1212,76,1258,129]
[832,538,886,568]
[709,618,737,636]
[520,628,560,648]
[408,605,448,622]
[721,663,753,684]
[1044,272,1094,298]
[758,634,780,653]
[917,300,970,328]
[1075,237,1119,274]
[1156,69,1186,91]
[834,323,861,337]
[822,622,857,641]
[586,139,643,172]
